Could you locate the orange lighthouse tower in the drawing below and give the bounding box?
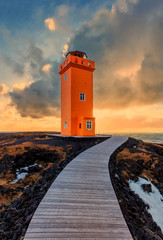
[59,51,95,136]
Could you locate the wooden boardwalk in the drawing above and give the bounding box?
[24,135,132,240]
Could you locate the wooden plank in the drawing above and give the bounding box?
[25,232,132,238]
[24,136,132,240]
[27,227,130,233]
[30,218,126,225]
[24,238,129,240]
[40,198,117,204]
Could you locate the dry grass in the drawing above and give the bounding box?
[140,169,156,182]
[116,147,152,163]
[0,142,66,162]
[116,141,161,182]
[0,191,23,207]
[0,139,67,210]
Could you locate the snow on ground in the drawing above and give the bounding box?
[10,163,42,183]
[129,177,163,233]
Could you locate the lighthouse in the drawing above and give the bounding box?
[59,51,95,136]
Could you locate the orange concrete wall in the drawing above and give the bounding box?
[71,67,93,135]
[61,68,71,135]
[77,117,95,136]
[59,54,95,136]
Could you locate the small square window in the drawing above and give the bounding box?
[86,121,92,130]
[64,121,67,129]
[88,62,91,66]
[80,93,85,101]
[64,73,67,81]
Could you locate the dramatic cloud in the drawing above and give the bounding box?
[0,84,8,95]
[10,80,60,118]
[9,43,60,118]
[44,18,56,31]
[9,0,162,119]
[2,55,25,76]
[69,0,162,109]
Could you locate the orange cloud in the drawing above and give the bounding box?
[0,84,8,95]
[44,18,56,31]
[42,64,51,73]
[12,81,34,91]
[62,44,69,57]
[13,83,28,90]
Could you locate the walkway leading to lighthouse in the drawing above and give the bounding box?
[24,135,132,240]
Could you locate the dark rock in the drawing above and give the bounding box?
[12,232,18,240]
[25,214,33,224]
[109,137,163,240]
[141,184,152,193]
[17,158,25,166]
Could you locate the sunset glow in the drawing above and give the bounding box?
[0,0,162,133]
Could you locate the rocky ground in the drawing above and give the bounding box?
[0,132,108,240]
[109,137,163,240]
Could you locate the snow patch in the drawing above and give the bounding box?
[129,177,163,233]
[115,174,119,179]
[10,163,42,183]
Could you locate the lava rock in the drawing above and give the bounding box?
[141,184,152,193]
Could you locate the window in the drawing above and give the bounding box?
[80,93,85,101]
[64,121,67,129]
[64,73,67,81]
[86,121,92,130]
[79,123,81,129]
[88,62,91,66]
[81,60,84,64]
[75,58,78,63]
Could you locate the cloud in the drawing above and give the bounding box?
[2,55,25,76]
[10,79,60,118]
[13,83,28,90]
[62,44,69,57]
[9,0,162,119]
[12,81,34,90]
[42,64,51,73]
[68,0,162,109]
[9,42,60,118]
[0,84,8,95]
[44,18,56,31]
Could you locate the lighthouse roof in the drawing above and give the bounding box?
[66,50,88,59]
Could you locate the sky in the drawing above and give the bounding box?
[0,0,162,133]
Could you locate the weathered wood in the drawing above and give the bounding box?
[24,135,133,239]
[25,232,131,238]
